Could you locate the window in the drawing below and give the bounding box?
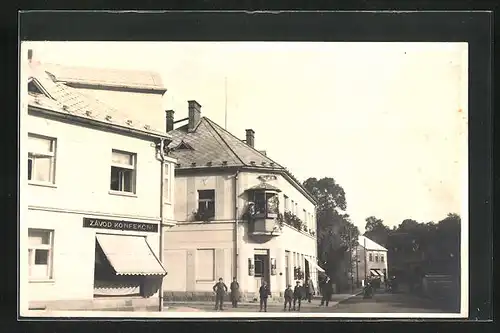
[196,249,215,281]
[28,134,56,183]
[369,253,373,262]
[110,150,136,193]
[198,190,215,219]
[28,229,53,280]
[163,163,171,203]
[375,254,379,262]
[303,209,307,224]
[266,192,279,216]
[254,256,264,277]
[381,254,385,263]
[285,251,290,285]
[284,195,289,211]
[291,200,295,213]
[295,202,298,215]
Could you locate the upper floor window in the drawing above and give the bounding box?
[252,191,279,218]
[294,202,298,215]
[28,229,54,280]
[369,253,373,262]
[198,189,215,220]
[381,254,385,263]
[375,254,379,262]
[110,150,136,193]
[303,209,307,224]
[163,163,171,203]
[283,195,289,211]
[28,134,56,184]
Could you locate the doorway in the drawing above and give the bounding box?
[254,249,270,291]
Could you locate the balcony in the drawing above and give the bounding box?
[245,182,282,237]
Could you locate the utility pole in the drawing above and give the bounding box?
[364,236,367,283]
[349,228,354,293]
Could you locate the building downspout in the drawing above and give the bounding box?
[234,169,241,281]
[157,138,167,312]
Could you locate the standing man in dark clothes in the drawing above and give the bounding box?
[230,277,240,308]
[259,280,271,312]
[213,277,228,311]
[284,284,293,311]
[320,276,333,306]
[293,280,303,311]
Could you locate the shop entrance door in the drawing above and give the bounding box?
[254,250,270,292]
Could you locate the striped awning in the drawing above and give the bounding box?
[305,258,326,273]
[96,234,167,276]
[370,269,382,277]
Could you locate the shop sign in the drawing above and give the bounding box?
[83,218,158,232]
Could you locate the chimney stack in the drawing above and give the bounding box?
[165,110,175,132]
[188,100,201,132]
[245,129,255,148]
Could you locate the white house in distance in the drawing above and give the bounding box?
[355,235,389,284]
[162,101,322,301]
[21,50,176,312]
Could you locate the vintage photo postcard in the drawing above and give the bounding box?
[19,40,468,319]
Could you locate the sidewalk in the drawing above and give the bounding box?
[165,289,363,311]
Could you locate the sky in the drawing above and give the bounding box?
[24,41,468,231]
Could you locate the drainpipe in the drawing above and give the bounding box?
[234,169,241,281]
[157,138,167,312]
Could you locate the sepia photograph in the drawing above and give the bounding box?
[19,40,468,319]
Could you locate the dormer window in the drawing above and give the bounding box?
[176,140,194,150]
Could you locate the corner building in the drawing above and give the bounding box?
[162,101,322,301]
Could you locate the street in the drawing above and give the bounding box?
[165,290,457,314]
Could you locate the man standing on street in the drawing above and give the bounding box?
[293,280,303,311]
[259,280,271,312]
[230,277,240,308]
[320,276,333,307]
[213,277,228,311]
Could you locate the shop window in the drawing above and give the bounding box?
[28,229,53,280]
[28,134,56,183]
[369,253,373,262]
[110,150,136,193]
[197,190,215,220]
[196,249,215,281]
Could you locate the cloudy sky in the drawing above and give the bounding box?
[24,41,468,231]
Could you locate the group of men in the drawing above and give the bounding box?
[212,275,335,312]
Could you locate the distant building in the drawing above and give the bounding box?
[22,52,176,312]
[355,236,388,283]
[162,101,321,300]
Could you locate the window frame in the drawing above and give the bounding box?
[109,149,137,195]
[283,195,289,211]
[369,253,373,262]
[197,189,216,220]
[28,133,57,185]
[380,254,385,263]
[28,229,54,282]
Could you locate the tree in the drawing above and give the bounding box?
[303,177,356,291]
[364,216,391,247]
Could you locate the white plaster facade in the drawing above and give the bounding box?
[163,170,318,299]
[355,236,389,284]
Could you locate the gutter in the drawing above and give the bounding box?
[233,169,242,280]
[28,104,171,141]
[157,139,167,312]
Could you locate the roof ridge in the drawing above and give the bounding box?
[203,117,246,165]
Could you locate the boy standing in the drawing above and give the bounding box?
[213,277,228,311]
[284,284,293,311]
[259,280,271,312]
[293,280,303,311]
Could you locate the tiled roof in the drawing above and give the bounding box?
[168,117,285,169]
[43,63,165,91]
[27,64,169,139]
[358,236,388,251]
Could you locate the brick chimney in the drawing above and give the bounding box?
[245,129,255,148]
[165,110,174,132]
[188,100,201,132]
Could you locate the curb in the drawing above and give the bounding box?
[328,290,364,309]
